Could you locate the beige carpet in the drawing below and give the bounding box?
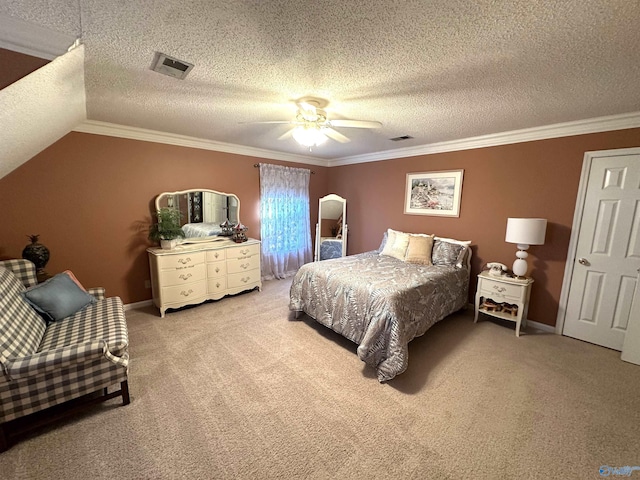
[2,278,640,479]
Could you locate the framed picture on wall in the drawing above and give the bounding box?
[404,170,464,217]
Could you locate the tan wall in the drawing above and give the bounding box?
[0,48,49,90]
[0,132,328,304]
[329,128,640,326]
[1,128,638,326]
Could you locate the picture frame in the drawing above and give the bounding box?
[404,170,464,217]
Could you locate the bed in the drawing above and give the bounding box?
[289,230,471,382]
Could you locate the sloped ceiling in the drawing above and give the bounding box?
[1,0,640,164]
[0,45,86,179]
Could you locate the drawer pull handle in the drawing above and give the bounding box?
[178,258,192,265]
[241,276,250,283]
[216,282,221,288]
[214,252,219,258]
[241,249,249,255]
[492,285,506,293]
[179,273,192,280]
[240,263,250,270]
[180,289,194,297]
[215,267,220,273]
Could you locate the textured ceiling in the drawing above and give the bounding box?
[2,0,640,160]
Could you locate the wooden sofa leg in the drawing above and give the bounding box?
[0,423,8,453]
[121,380,130,405]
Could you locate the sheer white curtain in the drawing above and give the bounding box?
[259,163,313,280]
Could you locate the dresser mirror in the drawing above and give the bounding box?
[314,194,347,261]
[155,189,240,241]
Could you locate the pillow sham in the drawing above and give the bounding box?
[431,239,467,267]
[380,229,410,260]
[377,230,388,253]
[22,272,96,322]
[405,234,435,265]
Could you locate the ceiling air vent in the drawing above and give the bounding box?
[151,52,194,80]
[390,135,414,142]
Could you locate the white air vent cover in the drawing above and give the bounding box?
[151,52,194,80]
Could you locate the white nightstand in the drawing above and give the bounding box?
[474,271,533,337]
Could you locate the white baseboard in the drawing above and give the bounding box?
[124,299,153,311]
[525,319,556,333]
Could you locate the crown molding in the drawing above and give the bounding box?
[73,120,327,166]
[74,111,640,169]
[329,111,640,167]
[0,13,76,60]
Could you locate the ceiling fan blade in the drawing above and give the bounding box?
[239,120,292,125]
[330,119,382,129]
[277,128,295,140]
[324,128,351,143]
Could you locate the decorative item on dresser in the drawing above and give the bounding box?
[147,188,259,317]
[232,223,249,243]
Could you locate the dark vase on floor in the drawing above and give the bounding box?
[22,234,51,282]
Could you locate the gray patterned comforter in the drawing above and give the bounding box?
[289,251,469,382]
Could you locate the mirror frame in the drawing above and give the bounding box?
[155,188,241,241]
[315,194,347,261]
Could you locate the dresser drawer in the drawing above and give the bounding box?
[206,249,226,262]
[228,269,261,289]
[159,262,206,286]
[162,280,207,304]
[207,277,227,294]
[479,280,524,302]
[227,255,259,274]
[157,252,205,270]
[227,243,260,260]
[207,261,227,278]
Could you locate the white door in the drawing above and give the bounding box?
[621,280,640,364]
[562,150,640,350]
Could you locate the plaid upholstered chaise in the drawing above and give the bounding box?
[0,259,130,451]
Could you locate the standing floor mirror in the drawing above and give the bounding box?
[315,194,347,261]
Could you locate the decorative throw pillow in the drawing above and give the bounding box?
[380,229,410,260]
[22,272,97,322]
[405,234,435,265]
[432,240,466,266]
[63,270,88,291]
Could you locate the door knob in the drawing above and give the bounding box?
[578,258,590,266]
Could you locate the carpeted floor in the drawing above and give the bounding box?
[2,278,639,479]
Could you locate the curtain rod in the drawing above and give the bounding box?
[254,163,314,174]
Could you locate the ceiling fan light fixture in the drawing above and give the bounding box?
[292,125,327,147]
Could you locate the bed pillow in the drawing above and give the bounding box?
[405,234,435,265]
[22,272,97,322]
[377,230,388,253]
[432,238,469,267]
[380,229,410,260]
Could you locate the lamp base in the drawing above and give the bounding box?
[512,245,530,277]
[512,258,528,277]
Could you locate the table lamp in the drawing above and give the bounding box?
[505,218,547,277]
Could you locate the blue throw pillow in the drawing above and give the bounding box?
[22,272,97,322]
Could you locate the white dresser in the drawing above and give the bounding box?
[147,238,261,317]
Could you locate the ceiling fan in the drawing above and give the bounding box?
[244,97,383,147]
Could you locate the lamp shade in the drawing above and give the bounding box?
[505,218,547,246]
